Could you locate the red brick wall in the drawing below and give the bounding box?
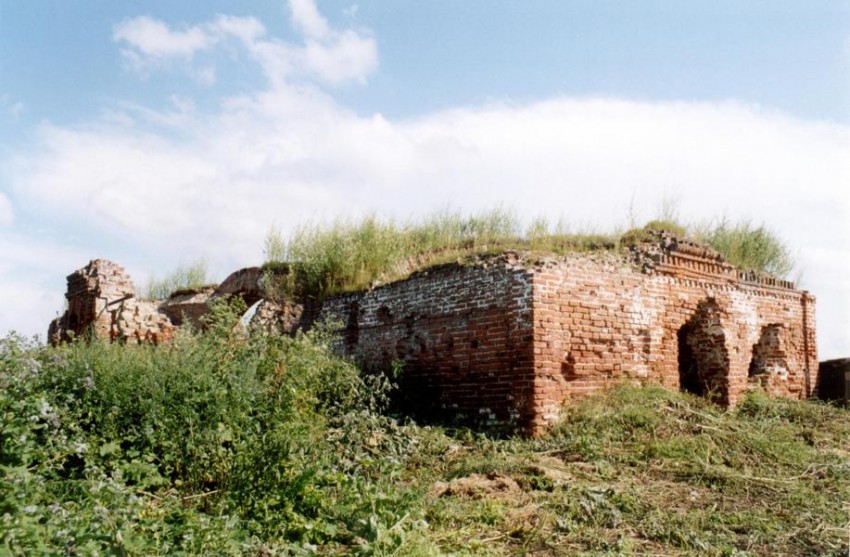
[53,241,817,433]
[320,256,537,431]
[530,253,817,432]
[321,248,817,435]
[50,260,174,345]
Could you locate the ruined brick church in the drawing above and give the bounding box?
[50,231,818,434]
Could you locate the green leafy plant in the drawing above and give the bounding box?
[4,329,850,555]
[0,304,430,555]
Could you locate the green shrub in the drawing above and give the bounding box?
[0,302,430,555]
[5,331,850,555]
[643,218,688,237]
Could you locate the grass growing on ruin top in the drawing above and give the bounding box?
[263,209,794,300]
[694,218,794,278]
[264,209,620,299]
[145,258,214,299]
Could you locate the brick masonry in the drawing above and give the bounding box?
[320,253,536,431]
[49,261,310,345]
[319,234,817,435]
[49,259,174,345]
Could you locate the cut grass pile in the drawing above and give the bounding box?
[416,386,850,556]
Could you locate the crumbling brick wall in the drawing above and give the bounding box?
[49,260,174,345]
[530,250,816,432]
[320,254,537,431]
[49,261,310,345]
[321,236,818,435]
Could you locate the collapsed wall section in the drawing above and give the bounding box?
[48,261,312,345]
[49,260,174,345]
[319,256,536,431]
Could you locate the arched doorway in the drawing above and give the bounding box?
[677,300,730,403]
[677,322,702,396]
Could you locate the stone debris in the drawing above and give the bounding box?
[248,298,311,336]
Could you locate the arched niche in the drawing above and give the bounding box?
[748,324,789,390]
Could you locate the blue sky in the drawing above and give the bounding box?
[1,1,849,357]
[4,2,849,127]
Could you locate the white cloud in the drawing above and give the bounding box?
[1,94,24,120]
[0,278,65,340]
[300,30,378,84]
[0,232,92,339]
[13,97,850,254]
[344,5,360,19]
[210,14,266,44]
[223,0,377,85]
[284,0,377,84]
[9,91,850,351]
[114,15,213,59]
[0,193,12,226]
[112,1,377,85]
[289,0,331,40]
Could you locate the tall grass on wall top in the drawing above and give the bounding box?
[701,219,794,278]
[265,209,527,299]
[263,210,795,301]
[145,258,211,299]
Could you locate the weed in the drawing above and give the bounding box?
[696,218,794,277]
[145,258,212,299]
[0,306,431,555]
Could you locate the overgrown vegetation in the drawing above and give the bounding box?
[145,258,212,299]
[263,210,794,301]
[694,219,794,278]
[3,321,849,555]
[1,301,427,555]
